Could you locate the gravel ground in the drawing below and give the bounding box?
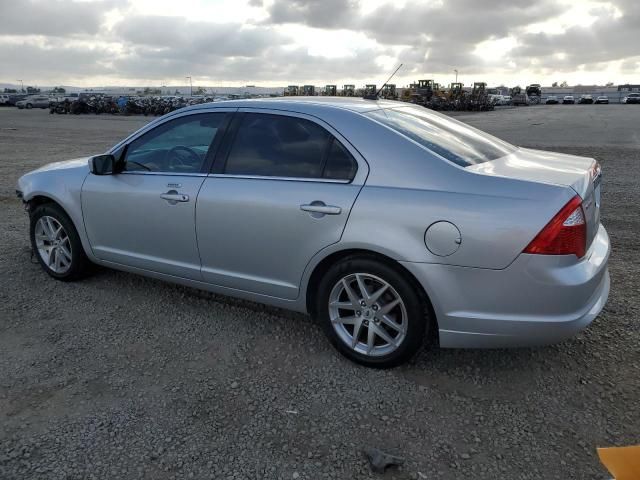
[1,106,638,480]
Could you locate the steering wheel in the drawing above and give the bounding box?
[164,145,201,171]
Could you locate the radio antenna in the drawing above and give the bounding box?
[364,63,403,100]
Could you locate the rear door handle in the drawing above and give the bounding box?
[160,190,189,204]
[300,203,342,215]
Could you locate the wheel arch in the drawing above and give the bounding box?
[25,193,94,261]
[27,194,72,220]
[304,248,438,335]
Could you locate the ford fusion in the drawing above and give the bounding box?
[17,98,610,368]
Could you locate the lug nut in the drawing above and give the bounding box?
[360,300,366,307]
[356,311,361,316]
[372,305,379,311]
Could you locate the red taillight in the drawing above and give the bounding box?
[524,195,586,258]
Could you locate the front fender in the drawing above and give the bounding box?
[18,168,97,262]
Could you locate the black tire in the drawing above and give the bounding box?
[314,255,431,368]
[26,103,33,109]
[30,203,91,281]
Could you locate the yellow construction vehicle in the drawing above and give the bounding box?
[341,84,355,96]
[284,85,299,96]
[324,85,337,96]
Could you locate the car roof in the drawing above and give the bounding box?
[180,96,399,114]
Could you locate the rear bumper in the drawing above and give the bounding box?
[401,224,610,348]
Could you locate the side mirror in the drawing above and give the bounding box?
[90,154,116,175]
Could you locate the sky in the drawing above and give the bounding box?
[0,0,639,88]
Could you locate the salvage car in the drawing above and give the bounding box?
[622,93,640,104]
[578,95,594,104]
[545,95,559,104]
[562,95,575,104]
[595,96,609,104]
[16,95,51,109]
[16,98,610,368]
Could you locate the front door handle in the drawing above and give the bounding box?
[160,190,189,205]
[300,202,342,216]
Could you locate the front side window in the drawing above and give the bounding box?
[223,113,356,180]
[123,113,225,173]
[366,106,516,167]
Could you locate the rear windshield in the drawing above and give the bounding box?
[366,106,516,167]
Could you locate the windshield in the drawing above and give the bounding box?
[366,106,516,167]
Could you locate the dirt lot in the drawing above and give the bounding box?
[1,106,638,480]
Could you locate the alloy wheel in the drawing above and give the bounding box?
[34,216,73,274]
[328,273,407,357]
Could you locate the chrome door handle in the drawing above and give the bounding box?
[160,190,189,204]
[300,203,342,215]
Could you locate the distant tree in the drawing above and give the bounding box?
[4,88,17,93]
[559,81,569,87]
[551,81,558,87]
[52,87,66,94]
[26,86,40,94]
[606,82,614,87]
[193,86,207,95]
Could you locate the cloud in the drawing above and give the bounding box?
[115,15,290,57]
[0,0,124,37]
[110,44,385,83]
[517,1,640,70]
[0,40,116,79]
[0,0,639,86]
[266,0,360,29]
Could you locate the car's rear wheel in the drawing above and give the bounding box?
[30,203,90,281]
[315,256,431,368]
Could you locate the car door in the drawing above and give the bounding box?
[196,109,368,300]
[82,110,231,280]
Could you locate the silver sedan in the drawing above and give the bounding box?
[16,98,610,368]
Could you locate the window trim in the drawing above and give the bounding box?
[211,110,358,183]
[108,109,235,175]
[207,173,351,184]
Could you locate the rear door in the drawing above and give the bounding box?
[196,109,368,299]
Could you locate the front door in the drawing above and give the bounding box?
[196,111,367,299]
[82,111,229,279]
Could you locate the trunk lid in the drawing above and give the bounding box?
[467,147,601,253]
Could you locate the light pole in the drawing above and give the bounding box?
[186,76,192,97]
[454,69,458,83]
[17,79,24,92]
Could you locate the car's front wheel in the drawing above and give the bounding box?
[315,256,431,368]
[30,203,90,281]
[26,103,33,109]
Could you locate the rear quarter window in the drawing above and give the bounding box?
[366,106,516,167]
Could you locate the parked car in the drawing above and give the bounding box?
[578,95,594,104]
[7,94,27,106]
[491,95,512,106]
[15,95,51,109]
[16,98,610,368]
[0,94,11,105]
[594,96,609,104]
[545,95,559,104]
[622,93,640,104]
[563,95,575,104]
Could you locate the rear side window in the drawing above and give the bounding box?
[366,106,516,167]
[223,113,357,180]
[323,138,357,180]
